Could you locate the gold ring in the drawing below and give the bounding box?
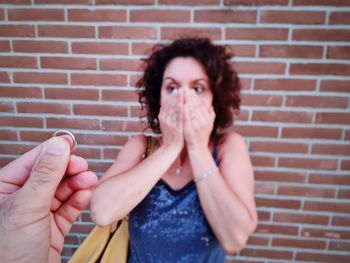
[52,129,77,152]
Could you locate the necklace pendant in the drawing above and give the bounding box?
[176,166,183,175]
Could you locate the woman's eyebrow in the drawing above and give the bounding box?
[163,76,180,84]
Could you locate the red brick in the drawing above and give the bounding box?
[99,26,156,39]
[0,130,17,141]
[316,112,350,125]
[260,10,325,24]
[255,183,275,194]
[229,44,256,57]
[41,57,97,70]
[13,40,68,53]
[39,25,95,38]
[290,63,350,76]
[303,228,350,240]
[0,9,3,20]
[257,211,271,221]
[71,74,127,86]
[20,130,52,142]
[102,120,144,132]
[0,25,35,37]
[260,45,323,58]
[293,29,350,42]
[282,127,342,140]
[296,252,350,262]
[13,72,67,84]
[72,42,128,55]
[239,78,252,90]
[312,144,350,156]
[0,157,16,167]
[252,110,312,123]
[255,78,316,91]
[100,58,141,71]
[36,0,92,3]
[241,94,283,106]
[0,86,42,98]
[161,27,222,40]
[274,212,329,225]
[320,80,350,93]
[47,118,100,130]
[286,95,348,109]
[240,248,293,260]
[310,174,350,186]
[257,223,299,235]
[0,101,14,113]
[0,56,37,69]
[338,189,350,199]
[74,147,101,159]
[160,0,219,5]
[255,170,306,183]
[279,157,337,170]
[17,102,70,114]
[8,8,64,21]
[234,61,286,74]
[87,161,112,174]
[327,46,350,60]
[131,10,191,23]
[73,104,127,117]
[329,241,350,252]
[341,160,350,170]
[226,28,288,40]
[0,144,35,155]
[102,90,138,102]
[0,41,10,52]
[44,88,98,100]
[68,9,126,22]
[251,155,275,167]
[247,236,269,246]
[332,216,350,226]
[250,141,308,153]
[304,201,350,213]
[195,10,256,23]
[224,0,288,5]
[103,148,120,159]
[75,134,127,146]
[293,0,350,6]
[272,238,326,249]
[131,42,157,55]
[233,125,278,138]
[0,71,12,82]
[0,0,30,3]
[278,186,336,198]
[0,116,43,128]
[330,12,350,24]
[96,0,154,4]
[235,110,249,121]
[256,198,301,210]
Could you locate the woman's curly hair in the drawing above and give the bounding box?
[136,37,241,144]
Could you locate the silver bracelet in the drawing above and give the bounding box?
[194,167,219,183]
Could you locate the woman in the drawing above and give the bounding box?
[91,37,257,262]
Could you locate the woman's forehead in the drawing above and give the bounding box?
[163,57,208,82]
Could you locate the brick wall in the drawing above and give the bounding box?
[0,0,349,262]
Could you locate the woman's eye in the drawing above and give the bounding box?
[167,86,177,93]
[193,86,204,94]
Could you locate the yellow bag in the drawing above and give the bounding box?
[68,218,129,263]
[69,136,156,263]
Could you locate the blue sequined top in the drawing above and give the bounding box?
[128,147,226,263]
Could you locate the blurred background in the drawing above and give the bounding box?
[0,0,349,262]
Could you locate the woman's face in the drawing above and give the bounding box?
[160,57,213,106]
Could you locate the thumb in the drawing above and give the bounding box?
[20,137,70,209]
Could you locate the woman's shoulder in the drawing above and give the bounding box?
[217,130,248,157]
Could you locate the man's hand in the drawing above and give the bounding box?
[0,136,98,263]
